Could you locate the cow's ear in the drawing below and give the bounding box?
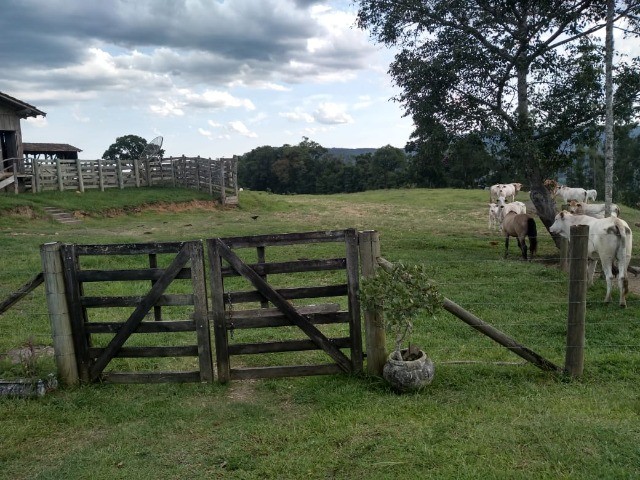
[560,211,565,219]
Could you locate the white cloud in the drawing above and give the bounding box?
[229,120,258,138]
[198,128,212,138]
[313,102,353,124]
[280,110,315,123]
[150,98,185,117]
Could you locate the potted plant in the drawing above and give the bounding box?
[360,262,442,392]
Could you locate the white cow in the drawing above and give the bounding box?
[568,202,619,219]
[585,189,597,203]
[488,203,501,230]
[489,182,522,203]
[550,211,633,307]
[557,185,587,203]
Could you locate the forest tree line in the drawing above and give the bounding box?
[237,128,640,207]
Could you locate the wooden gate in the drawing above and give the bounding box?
[207,229,363,382]
[61,241,213,383]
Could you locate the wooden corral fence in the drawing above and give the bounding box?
[1,156,239,204]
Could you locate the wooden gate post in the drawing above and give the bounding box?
[358,230,387,376]
[565,224,589,377]
[40,242,79,385]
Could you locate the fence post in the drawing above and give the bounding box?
[97,159,105,191]
[565,224,589,377]
[32,159,40,193]
[76,159,85,193]
[134,158,141,188]
[358,230,387,376]
[559,237,569,272]
[117,159,124,189]
[40,242,79,385]
[56,159,63,191]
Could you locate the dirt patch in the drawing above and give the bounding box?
[74,199,223,218]
[1,345,54,365]
[1,205,38,219]
[628,272,640,295]
[225,379,258,402]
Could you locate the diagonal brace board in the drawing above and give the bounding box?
[214,239,352,373]
[89,245,192,381]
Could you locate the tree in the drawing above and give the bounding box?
[356,1,640,237]
[102,135,149,161]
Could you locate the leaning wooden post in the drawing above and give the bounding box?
[40,242,79,385]
[565,224,589,377]
[358,230,387,376]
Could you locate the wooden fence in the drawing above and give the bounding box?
[3,156,239,204]
[32,228,589,386]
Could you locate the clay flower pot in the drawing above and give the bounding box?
[383,348,435,392]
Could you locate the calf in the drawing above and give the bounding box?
[488,203,501,230]
[550,211,632,307]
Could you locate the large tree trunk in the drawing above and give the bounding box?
[528,172,562,248]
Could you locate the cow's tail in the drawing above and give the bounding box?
[614,221,632,272]
[527,217,538,256]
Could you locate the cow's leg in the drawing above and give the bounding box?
[601,262,614,304]
[587,258,597,287]
[504,236,509,258]
[618,273,628,308]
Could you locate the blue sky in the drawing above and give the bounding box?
[1,0,414,159]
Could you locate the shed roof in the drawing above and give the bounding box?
[22,143,82,154]
[0,91,46,118]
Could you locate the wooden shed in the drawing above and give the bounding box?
[23,143,82,160]
[0,91,46,187]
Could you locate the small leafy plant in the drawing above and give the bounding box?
[360,262,442,359]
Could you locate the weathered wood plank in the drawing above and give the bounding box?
[77,268,192,282]
[81,294,194,308]
[103,371,201,384]
[88,345,198,358]
[74,242,186,256]
[86,320,195,334]
[226,310,349,329]
[220,258,346,277]
[188,241,214,382]
[228,284,348,304]
[344,228,363,372]
[60,244,92,382]
[230,364,342,380]
[207,238,231,383]
[0,272,44,315]
[228,337,351,355]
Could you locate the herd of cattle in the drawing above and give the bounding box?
[487,181,633,307]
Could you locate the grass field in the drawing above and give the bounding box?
[1,187,639,479]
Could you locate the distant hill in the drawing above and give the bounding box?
[326,147,378,163]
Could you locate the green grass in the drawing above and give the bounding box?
[1,187,639,479]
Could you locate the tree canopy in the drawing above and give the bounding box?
[102,135,150,161]
[356,0,640,231]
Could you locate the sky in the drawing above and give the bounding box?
[1,0,414,159]
[2,1,637,160]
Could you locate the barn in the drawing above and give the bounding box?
[0,91,46,191]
